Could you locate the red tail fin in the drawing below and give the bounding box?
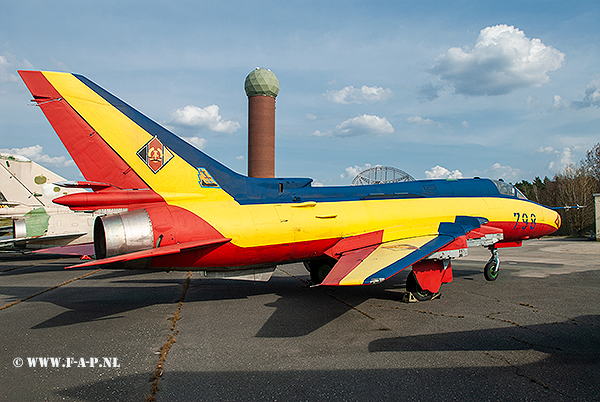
[18,71,148,189]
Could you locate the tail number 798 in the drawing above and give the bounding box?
[513,212,536,230]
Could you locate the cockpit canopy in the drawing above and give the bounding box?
[492,179,527,200]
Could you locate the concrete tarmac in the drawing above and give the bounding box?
[1,238,599,401]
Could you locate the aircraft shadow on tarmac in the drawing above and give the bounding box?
[57,315,600,401]
[0,259,81,276]
[2,268,403,333]
[7,265,480,335]
[53,315,600,402]
[369,314,600,357]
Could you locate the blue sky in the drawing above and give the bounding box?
[1,1,599,186]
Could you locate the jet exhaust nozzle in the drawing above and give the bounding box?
[94,209,154,259]
[12,218,26,239]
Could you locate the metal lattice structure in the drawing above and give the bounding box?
[352,166,415,185]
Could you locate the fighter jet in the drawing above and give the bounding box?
[0,153,98,255]
[18,71,560,300]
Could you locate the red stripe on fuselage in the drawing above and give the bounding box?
[487,220,557,242]
[18,71,148,189]
[148,237,341,270]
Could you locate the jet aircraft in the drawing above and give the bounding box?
[18,71,561,301]
[0,153,97,255]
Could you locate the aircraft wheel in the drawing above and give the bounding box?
[405,271,435,301]
[305,259,334,284]
[484,249,499,281]
[484,259,499,281]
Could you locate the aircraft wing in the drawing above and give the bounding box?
[0,202,23,207]
[67,237,231,269]
[321,216,486,286]
[0,232,88,246]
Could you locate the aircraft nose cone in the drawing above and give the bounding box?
[554,210,562,231]
[542,208,561,237]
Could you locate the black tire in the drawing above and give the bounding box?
[305,259,334,284]
[484,259,499,281]
[405,271,435,301]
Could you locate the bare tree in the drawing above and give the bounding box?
[515,142,599,236]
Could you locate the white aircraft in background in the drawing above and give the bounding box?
[0,153,99,255]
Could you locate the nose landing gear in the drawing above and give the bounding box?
[484,246,499,281]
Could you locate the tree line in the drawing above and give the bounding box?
[514,142,600,237]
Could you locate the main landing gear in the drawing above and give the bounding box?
[405,271,438,301]
[403,259,451,302]
[304,258,335,284]
[484,246,500,281]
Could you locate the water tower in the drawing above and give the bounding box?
[244,68,279,178]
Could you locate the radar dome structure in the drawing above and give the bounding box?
[352,166,415,185]
[244,68,280,98]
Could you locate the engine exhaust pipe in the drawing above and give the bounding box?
[94,209,154,259]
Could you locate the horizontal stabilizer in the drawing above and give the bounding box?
[0,202,22,207]
[54,181,116,191]
[32,242,95,256]
[67,237,231,269]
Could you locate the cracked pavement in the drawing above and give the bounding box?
[1,237,598,401]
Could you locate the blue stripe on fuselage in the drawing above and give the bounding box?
[73,74,509,205]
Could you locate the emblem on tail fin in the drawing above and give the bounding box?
[196,168,220,188]
[136,136,174,173]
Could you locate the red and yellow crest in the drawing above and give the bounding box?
[136,136,174,173]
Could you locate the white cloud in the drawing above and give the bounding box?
[0,145,73,167]
[182,136,207,150]
[407,115,433,125]
[407,115,443,128]
[0,55,18,85]
[461,121,469,128]
[310,129,331,137]
[324,85,393,104]
[236,155,244,160]
[552,94,571,109]
[170,104,240,134]
[551,79,600,109]
[547,147,574,171]
[425,165,463,179]
[306,113,317,120]
[536,146,555,154]
[0,52,33,87]
[485,162,521,182]
[571,79,600,109]
[333,115,394,137]
[558,147,574,167]
[430,25,565,96]
[341,163,373,179]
